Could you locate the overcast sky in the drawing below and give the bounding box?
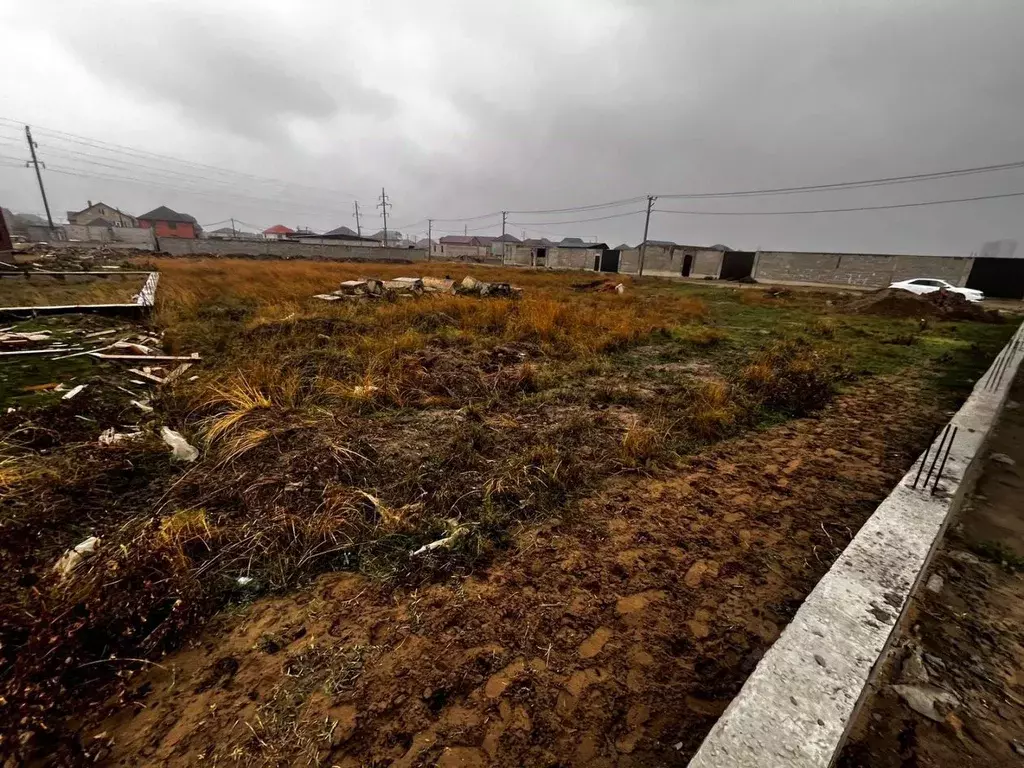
[1,0,1022,253]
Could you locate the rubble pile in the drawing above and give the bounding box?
[3,244,147,271]
[314,274,522,302]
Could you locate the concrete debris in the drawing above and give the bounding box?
[54,536,100,579]
[160,427,199,462]
[422,277,455,294]
[892,684,960,722]
[926,573,944,593]
[61,384,87,400]
[898,644,930,685]
[316,275,520,302]
[991,452,1016,466]
[949,550,982,566]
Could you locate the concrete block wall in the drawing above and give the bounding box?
[616,246,723,278]
[158,237,428,262]
[547,248,599,270]
[64,225,156,247]
[619,249,640,274]
[753,251,974,288]
[693,249,724,278]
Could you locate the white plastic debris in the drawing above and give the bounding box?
[54,536,100,578]
[615,283,626,294]
[160,427,199,462]
[99,428,142,445]
[236,576,255,587]
[62,384,87,400]
[411,524,468,556]
[131,400,154,413]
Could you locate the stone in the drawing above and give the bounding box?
[926,574,944,593]
[892,684,959,722]
[991,452,1016,466]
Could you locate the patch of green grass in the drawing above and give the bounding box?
[969,540,1024,571]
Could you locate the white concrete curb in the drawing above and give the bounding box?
[688,320,1024,768]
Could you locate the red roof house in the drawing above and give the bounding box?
[263,224,296,240]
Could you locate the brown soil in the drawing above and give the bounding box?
[840,374,1024,767]
[846,288,1003,323]
[86,375,942,767]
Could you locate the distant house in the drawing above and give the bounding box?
[137,206,200,239]
[263,224,295,240]
[438,235,495,261]
[67,201,137,228]
[292,225,381,246]
[369,229,403,246]
[206,227,261,240]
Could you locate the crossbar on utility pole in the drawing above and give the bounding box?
[638,195,656,277]
[25,126,54,230]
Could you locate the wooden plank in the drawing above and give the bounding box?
[89,353,200,362]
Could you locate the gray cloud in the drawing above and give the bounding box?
[1,0,1022,252]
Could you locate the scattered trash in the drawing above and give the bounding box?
[161,362,194,385]
[160,427,199,462]
[128,368,165,385]
[99,428,143,445]
[615,283,626,294]
[54,536,100,579]
[990,452,1016,466]
[236,576,256,587]
[891,683,959,722]
[61,384,87,400]
[131,400,154,413]
[411,523,468,556]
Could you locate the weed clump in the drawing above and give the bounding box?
[741,340,838,416]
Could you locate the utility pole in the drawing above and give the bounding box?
[24,126,54,230]
[500,212,508,264]
[353,201,362,236]
[637,194,656,277]
[464,224,468,236]
[427,218,433,261]
[376,188,391,246]
[230,218,237,237]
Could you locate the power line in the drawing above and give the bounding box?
[506,195,648,214]
[507,209,646,226]
[654,190,1024,216]
[0,117,361,199]
[658,160,1024,200]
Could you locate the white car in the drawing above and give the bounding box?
[889,278,984,303]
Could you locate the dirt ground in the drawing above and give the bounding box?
[840,374,1024,767]
[86,374,943,767]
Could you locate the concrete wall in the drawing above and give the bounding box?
[64,225,156,247]
[753,251,974,288]
[158,237,428,262]
[437,243,499,262]
[617,245,724,277]
[693,249,724,278]
[548,247,600,270]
